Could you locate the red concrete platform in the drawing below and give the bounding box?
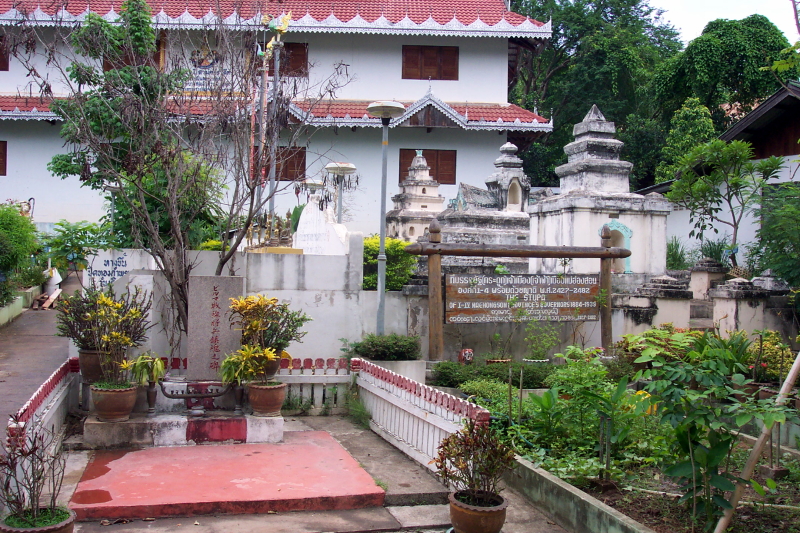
[69,431,385,520]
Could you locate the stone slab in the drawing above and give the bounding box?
[187,276,244,380]
[69,432,385,520]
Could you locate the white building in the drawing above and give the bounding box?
[0,0,552,235]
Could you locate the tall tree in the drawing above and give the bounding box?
[654,15,795,130]
[654,97,716,184]
[510,0,682,185]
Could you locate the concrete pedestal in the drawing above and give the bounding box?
[83,413,284,448]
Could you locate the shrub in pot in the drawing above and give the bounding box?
[432,418,517,533]
[222,294,311,416]
[76,288,152,421]
[0,415,75,532]
[129,352,166,416]
[347,333,420,361]
[56,286,151,385]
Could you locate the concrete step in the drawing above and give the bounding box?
[69,432,384,520]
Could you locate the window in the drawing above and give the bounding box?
[0,141,7,176]
[256,146,306,182]
[402,46,458,81]
[280,43,308,78]
[0,37,9,71]
[399,149,456,185]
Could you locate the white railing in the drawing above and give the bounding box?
[352,358,490,471]
[278,357,351,414]
[10,357,80,438]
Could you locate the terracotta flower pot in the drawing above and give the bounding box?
[262,358,281,381]
[247,382,287,417]
[90,386,138,422]
[77,349,104,385]
[448,490,508,533]
[0,508,76,533]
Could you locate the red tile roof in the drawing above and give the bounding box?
[0,95,53,113]
[0,0,549,37]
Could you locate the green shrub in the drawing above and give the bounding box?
[362,235,416,290]
[11,263,48,290]
[349,333,420,361]
[431,361,466,388]
[460,379,517,402]
[430,360,556,389]
[42,220,108,272]
[666,236,691,270]
[0,205,39,306]
[199,239,224,251]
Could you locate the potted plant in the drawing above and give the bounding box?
[129,351,166,416]
[0,416,75,532]
[84,288,152,421]
[56,286,151,387]
[432,419,517,533]
[345,333,424,382]
[222,295,310,416]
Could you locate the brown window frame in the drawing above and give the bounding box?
[0,36,9,71]
[399,149,456,185]
[280,42,308,78]
[401,46,458,81]
[255,146,307,182]
[0,140,7,176]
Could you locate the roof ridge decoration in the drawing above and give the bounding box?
[0,5,551,40]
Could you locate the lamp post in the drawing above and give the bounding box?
[367,100,405,335]
[324,161,357,224]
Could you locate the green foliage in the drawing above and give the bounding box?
[129,351,166,384]
[228,294,311,355]
[618,114,667,189]
[345,387,371,429]
[666,236,691,270]
[654,15,795,129]
[511,0,682,187]
[199,240,224,251]
[0,204,39,306]
[43,220,109,272]
[430,360,556,389]
[347,333,420,361]
[460,379,517,402]
[698,236,731,267]
[756,181,800,287]
[524,320,561,359]
[747,330,793,381]
[362,235,417,290]
[290,204,305,233]
[667,139,783,266]
[544,357,609,398]
[655,97,716,184]
[10,262,48,291]
[0,204,38,273]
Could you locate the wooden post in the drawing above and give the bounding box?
[427,220,444,361]
[600,225,612,354]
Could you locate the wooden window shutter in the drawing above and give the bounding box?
[281,43,308,77]
[398,149,416,183]
[437,150,457,184]
[279,147,306,181]
[0,37,8,71]
[440,47,459,80]
[402,46,421,79]
[421,47,440,80]
[0,141,7,176]
[152,32,166,70]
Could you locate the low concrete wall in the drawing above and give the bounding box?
[504,456,656,533]
[0,296,24,328]
[15,285,42,308]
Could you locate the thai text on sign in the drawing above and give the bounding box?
[445,274,600,324]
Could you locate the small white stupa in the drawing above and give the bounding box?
[386,150,446,242]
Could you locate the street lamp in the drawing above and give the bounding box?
[367,100,405,335]
[324,161,357,224]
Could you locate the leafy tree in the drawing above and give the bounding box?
[654,97,716,184]
[655,15,795,130]
[667,139,784,266]
[0,204,39,305]
[511,0,682,185]
[756,182,800,287]
[14,0,350,353]
[617,113,667,189]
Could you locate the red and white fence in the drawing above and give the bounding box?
[277,357,351,413]
[352,358,490,470]
[8,357,80,439]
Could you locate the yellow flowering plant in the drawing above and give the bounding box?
[84,287,152,388]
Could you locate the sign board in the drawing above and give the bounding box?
[445,274,600,324]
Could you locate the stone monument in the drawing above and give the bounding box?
[293,196,348,255]
[529,106,671,279]
[387,150,446,242]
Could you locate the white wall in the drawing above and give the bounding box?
[274,127,506,234]
[0,120,106,227]
[666,156,800,253]
[299,33,509,103]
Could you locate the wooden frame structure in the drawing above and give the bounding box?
[405,220,631,360]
